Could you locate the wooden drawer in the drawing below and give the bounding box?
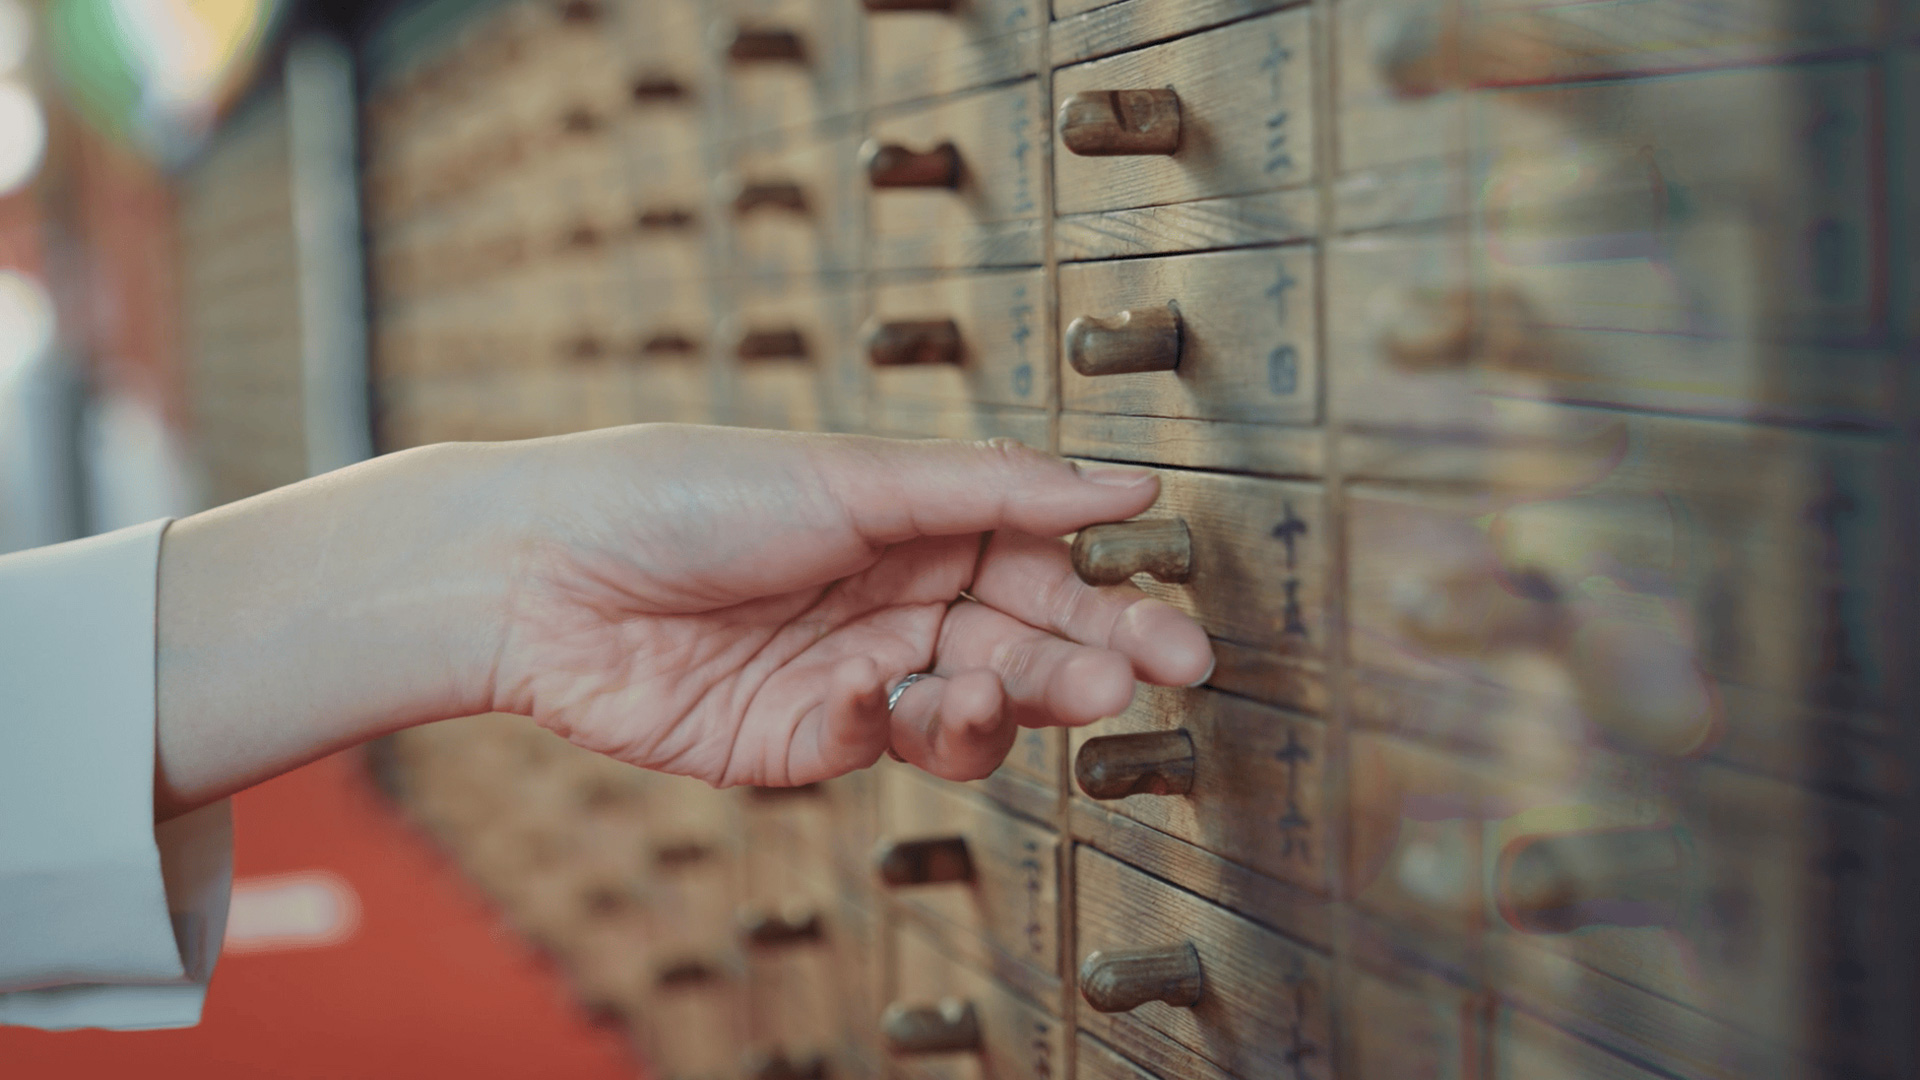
[717,0,860,140]
[868,268,1048,411]
[877,768,1060,984]
[725,133,865,279]
[1051,9,1314,217]
[745,903,849,1065]
[648,964,750,1080]
[1069,465,1327,659]
[1343,966,1481,1080]
[1057,245,1316,424]
[1490,1009,1662,1080]
[721,284,857,432]
[1068,685,1329,893]
[616,109,706,194]
[864,0,1041,107]
[743,788,837,912]
[1074,846,1332,1080]
[885,923,1066,1080]
[866,400,1049,447]
[869,80,1046,270]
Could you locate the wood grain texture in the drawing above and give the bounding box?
[1055,188,1317,260]
[868,400,1051,445]
[1075,846,1333,1079]
[866,1,1041,108]
[1059,244,1317,423]
[1053,10,1314,216]
[869,268,1050,410]
[1341,965,1483,1080]
[1075,1031,1236,1080]
[1050,0,1297,66]
[870,80,1047,270]
[1070,685,1329,892]
[891,924,1067,1080]
[1069,463,1327,657]
[1059,412,1325,478]
[879,768,1063,988]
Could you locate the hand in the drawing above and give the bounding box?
[485,425,1213,786]
[154,426,1213,817]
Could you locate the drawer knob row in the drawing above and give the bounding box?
[733,181,809,216]
[864,140,963,189]
[630,73,688,103]
[875,835,975,886]
[635,206,697,231]
[1058,89,1183,157]
[881,998,981,1054]
[1070,518,1193,586]
[1065,304,1182,376]
[737,328,810,362]
[655,957,722,989]
[1380,285,1545,372]
[1079,943,1205,1014]
[1075,730,1196,799]
[739,905,824,947]
[863,0,956,10]
[745,1050,828,1080]
[652,839,713,867]
[729,27,806,64]
[866,319,963,367]
[1498,824,1689,934]
[640,331,701,357]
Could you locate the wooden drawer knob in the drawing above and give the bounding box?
[1079,943,1204,1013]
[1065,304,1182,376]
[1497,825,1689,934]
[558,0,601,24]
[655,957,721,989]
[1058,89,1182,156]
[737,328,809,362]
[630,74,688,102]
[635,206,696,231]
[1074,730,1196,800]
[1379,285,1546,373]
[866,319,963,367]
[864,140,962,189]
[729,27,806,63]
[1071,519,1192,586]
[864,0,956,10]
[881,999,981,1054]
[876,836,975,886]
[744,1050,827,1080]
[740,906,824,947]
[652,840,713,867]
[734,181,808,216]
[640,331,700,357]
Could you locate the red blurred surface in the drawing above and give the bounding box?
[0,749,646,1080]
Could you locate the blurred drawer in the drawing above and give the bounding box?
[718,0,860,139]
[744,901,854,1067]
[1074,846,1332,1079]
[1058,245,1316,424]
[722,285,853,431]
[646,838,742,959]
[644,771,740,851]
[1491,1009,1662,1080]
[876,768,1060,982]
[1343,966,1481,1080]
[868,268,1048,411]
[1052,9,1314,217]
[884,923,1066,1080]
[867,401,1049,446]
[1068,685,1329,893]
[864,0,1041,107]
[1068,466,1327,659]
[869,80,1046,270]
[725,133,865,278]
[616,107,705,192]
[743,787,836,911]
[647,958,750,1080]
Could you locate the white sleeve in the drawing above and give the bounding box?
[0,520,234,1031]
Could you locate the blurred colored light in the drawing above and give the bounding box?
[0,77,45,195]
[0,269,55,387]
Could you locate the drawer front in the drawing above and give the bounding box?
[866,0,1042,107]
[743,791,837,911]
[1068,685,1329,892]
[617,109,705,193]
[722,285,860,432]
[1343,967,1480,1080]
[888,924,1066,1080]
[1052,9,1315,216]
[726,133,865,279]
[1058,245,1317,424]
[650,976,750,1080]
[867,401,1050,447]
[1072,466,1327,658]
[869,268,1049,410]
[870,80,1046,270]
[1075,846,1332,1079]
[878,768,1060,980]
[716,0,860,140]
[1491,1009,1661,1080]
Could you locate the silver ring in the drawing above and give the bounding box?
[887,672,934,712]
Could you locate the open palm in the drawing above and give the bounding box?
[485,426,1213,787]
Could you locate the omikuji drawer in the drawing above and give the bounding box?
[1074,847,1332,1080]
[863,0,1041,108]
[869,80,1046,270]
[1051,9,1315,217]
[1068,685,1329,892]
[876,768,1060,983]
[724,133,864,279]
[867,268,1048,410]
[1058,245,1317,424]
[721,284,855,432]
[1069,466,1327,659]
[884,923,1066,1080]
[715,0,860,140]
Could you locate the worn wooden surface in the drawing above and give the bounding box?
[890,924,1067,1080]
[868,268,1050,410]
[866,0,1042,107]
[869,80,1047,270]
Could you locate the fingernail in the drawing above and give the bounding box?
[1185,655,1216,688]
[1075,462,1155,488]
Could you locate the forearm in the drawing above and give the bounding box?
[154,441,521,820]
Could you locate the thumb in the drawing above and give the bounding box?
[815,436,1161,544]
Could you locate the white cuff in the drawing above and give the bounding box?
[0,520,235,1030]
